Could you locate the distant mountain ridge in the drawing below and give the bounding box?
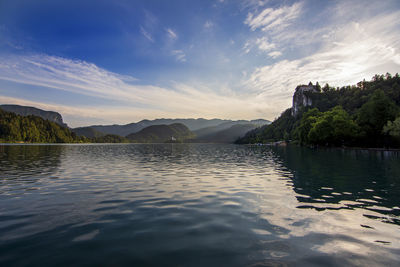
[77,118,270,137]
[0,104,67,127]
[126,123,195,143]
[0,103,271,143]
[72,127,104,138]
[193,124,259,143]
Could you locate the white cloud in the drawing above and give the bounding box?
[242,3,303,55]
[243,41,251,54]
[242,37,277,55]
[268,51,282,58]
[245,2,303,32]
[166,28,177,40]
[0,53,276,126]
[171,50,186,62]
[256,37,275,51]
[244,11,400,105]
[204,20,214,29]
[140,26,154,42]
[238,1,400,117]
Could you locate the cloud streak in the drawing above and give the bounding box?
[166,28,177,40]
[245,2,303,32]
[140,26,154,42]
[171,50,186,62]
[244,6,400,104]
[204,20,213,29]
[0,53,274,127]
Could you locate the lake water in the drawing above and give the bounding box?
[0,144,399,266]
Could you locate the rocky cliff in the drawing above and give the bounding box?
[291,83,318,116]
[0,104,67,127]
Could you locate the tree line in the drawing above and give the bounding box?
[0,108,87,143]
[0,108,131,143]
[237,73,400,148]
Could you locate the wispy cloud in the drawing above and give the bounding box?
[166,28,177,40]
[171,50,186,62]
[204,20,214,29]
[245,2,303,32]
[255,37,275,51]
[0,53,274,126]
[244,8,400,104]
[268,51,282,58]
[242,3,303,55]
[242,37,278,55]
[140,26,154,42]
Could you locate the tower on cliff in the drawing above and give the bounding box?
[291,82,318,116]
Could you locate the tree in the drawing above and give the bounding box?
[383,117,400,137]
[315,82,321,92]
[308,106,359,146]
[293,108,321,144]
[0,108,86,143]
[356,89,399,145]
[322,83,330,93]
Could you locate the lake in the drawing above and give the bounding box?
[0,144,399,266]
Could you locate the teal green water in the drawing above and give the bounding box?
[0,144,399,266]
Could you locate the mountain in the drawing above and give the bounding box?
[126,123,195,143]
[81,118,270,137]
[194,120,269,139]
[72,127,105,138]
[92,134,130,143]
[194,124,259,143]
[0,108,84,143]
[0,104,67,127]
[237,73,400,148]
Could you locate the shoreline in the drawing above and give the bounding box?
[1,142,400,152]
[246,142,400,152]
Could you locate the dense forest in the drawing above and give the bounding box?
[92,134,130,143]
[237,73,400,148]
[0,108,86,143]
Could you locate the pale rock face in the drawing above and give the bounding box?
[0,104,67,127]
[291,85,317,116]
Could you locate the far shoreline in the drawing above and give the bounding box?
[246,142,400,152]
[1,142,400,153]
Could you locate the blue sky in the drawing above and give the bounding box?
[1,0,400,127]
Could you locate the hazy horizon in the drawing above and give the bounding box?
[1,0,400,127]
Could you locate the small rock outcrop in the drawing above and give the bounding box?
[291,83,318,116]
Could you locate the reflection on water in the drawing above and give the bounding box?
[0,144,399,266]
[270,146,400,225]
[0,145,64,194]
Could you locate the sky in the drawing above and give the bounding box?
[0,0,400,127]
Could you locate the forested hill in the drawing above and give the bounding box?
[237,73,400,148]
[0,108,85,143]
[79,118,269,137]
[126,123,195,143]
[0,104,67,127]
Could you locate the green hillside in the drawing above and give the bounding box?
[126,123,195,143]
[92,134,130,143]
[194,124,258,143]
[237,73,400,148]
[73,127,105,138]
[0,108,86,143]
[0,104,67,127]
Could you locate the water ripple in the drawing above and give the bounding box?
[0,144,399,266]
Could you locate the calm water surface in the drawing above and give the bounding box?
[0,144,399,266]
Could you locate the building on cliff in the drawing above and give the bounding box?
[291,82,318,116]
